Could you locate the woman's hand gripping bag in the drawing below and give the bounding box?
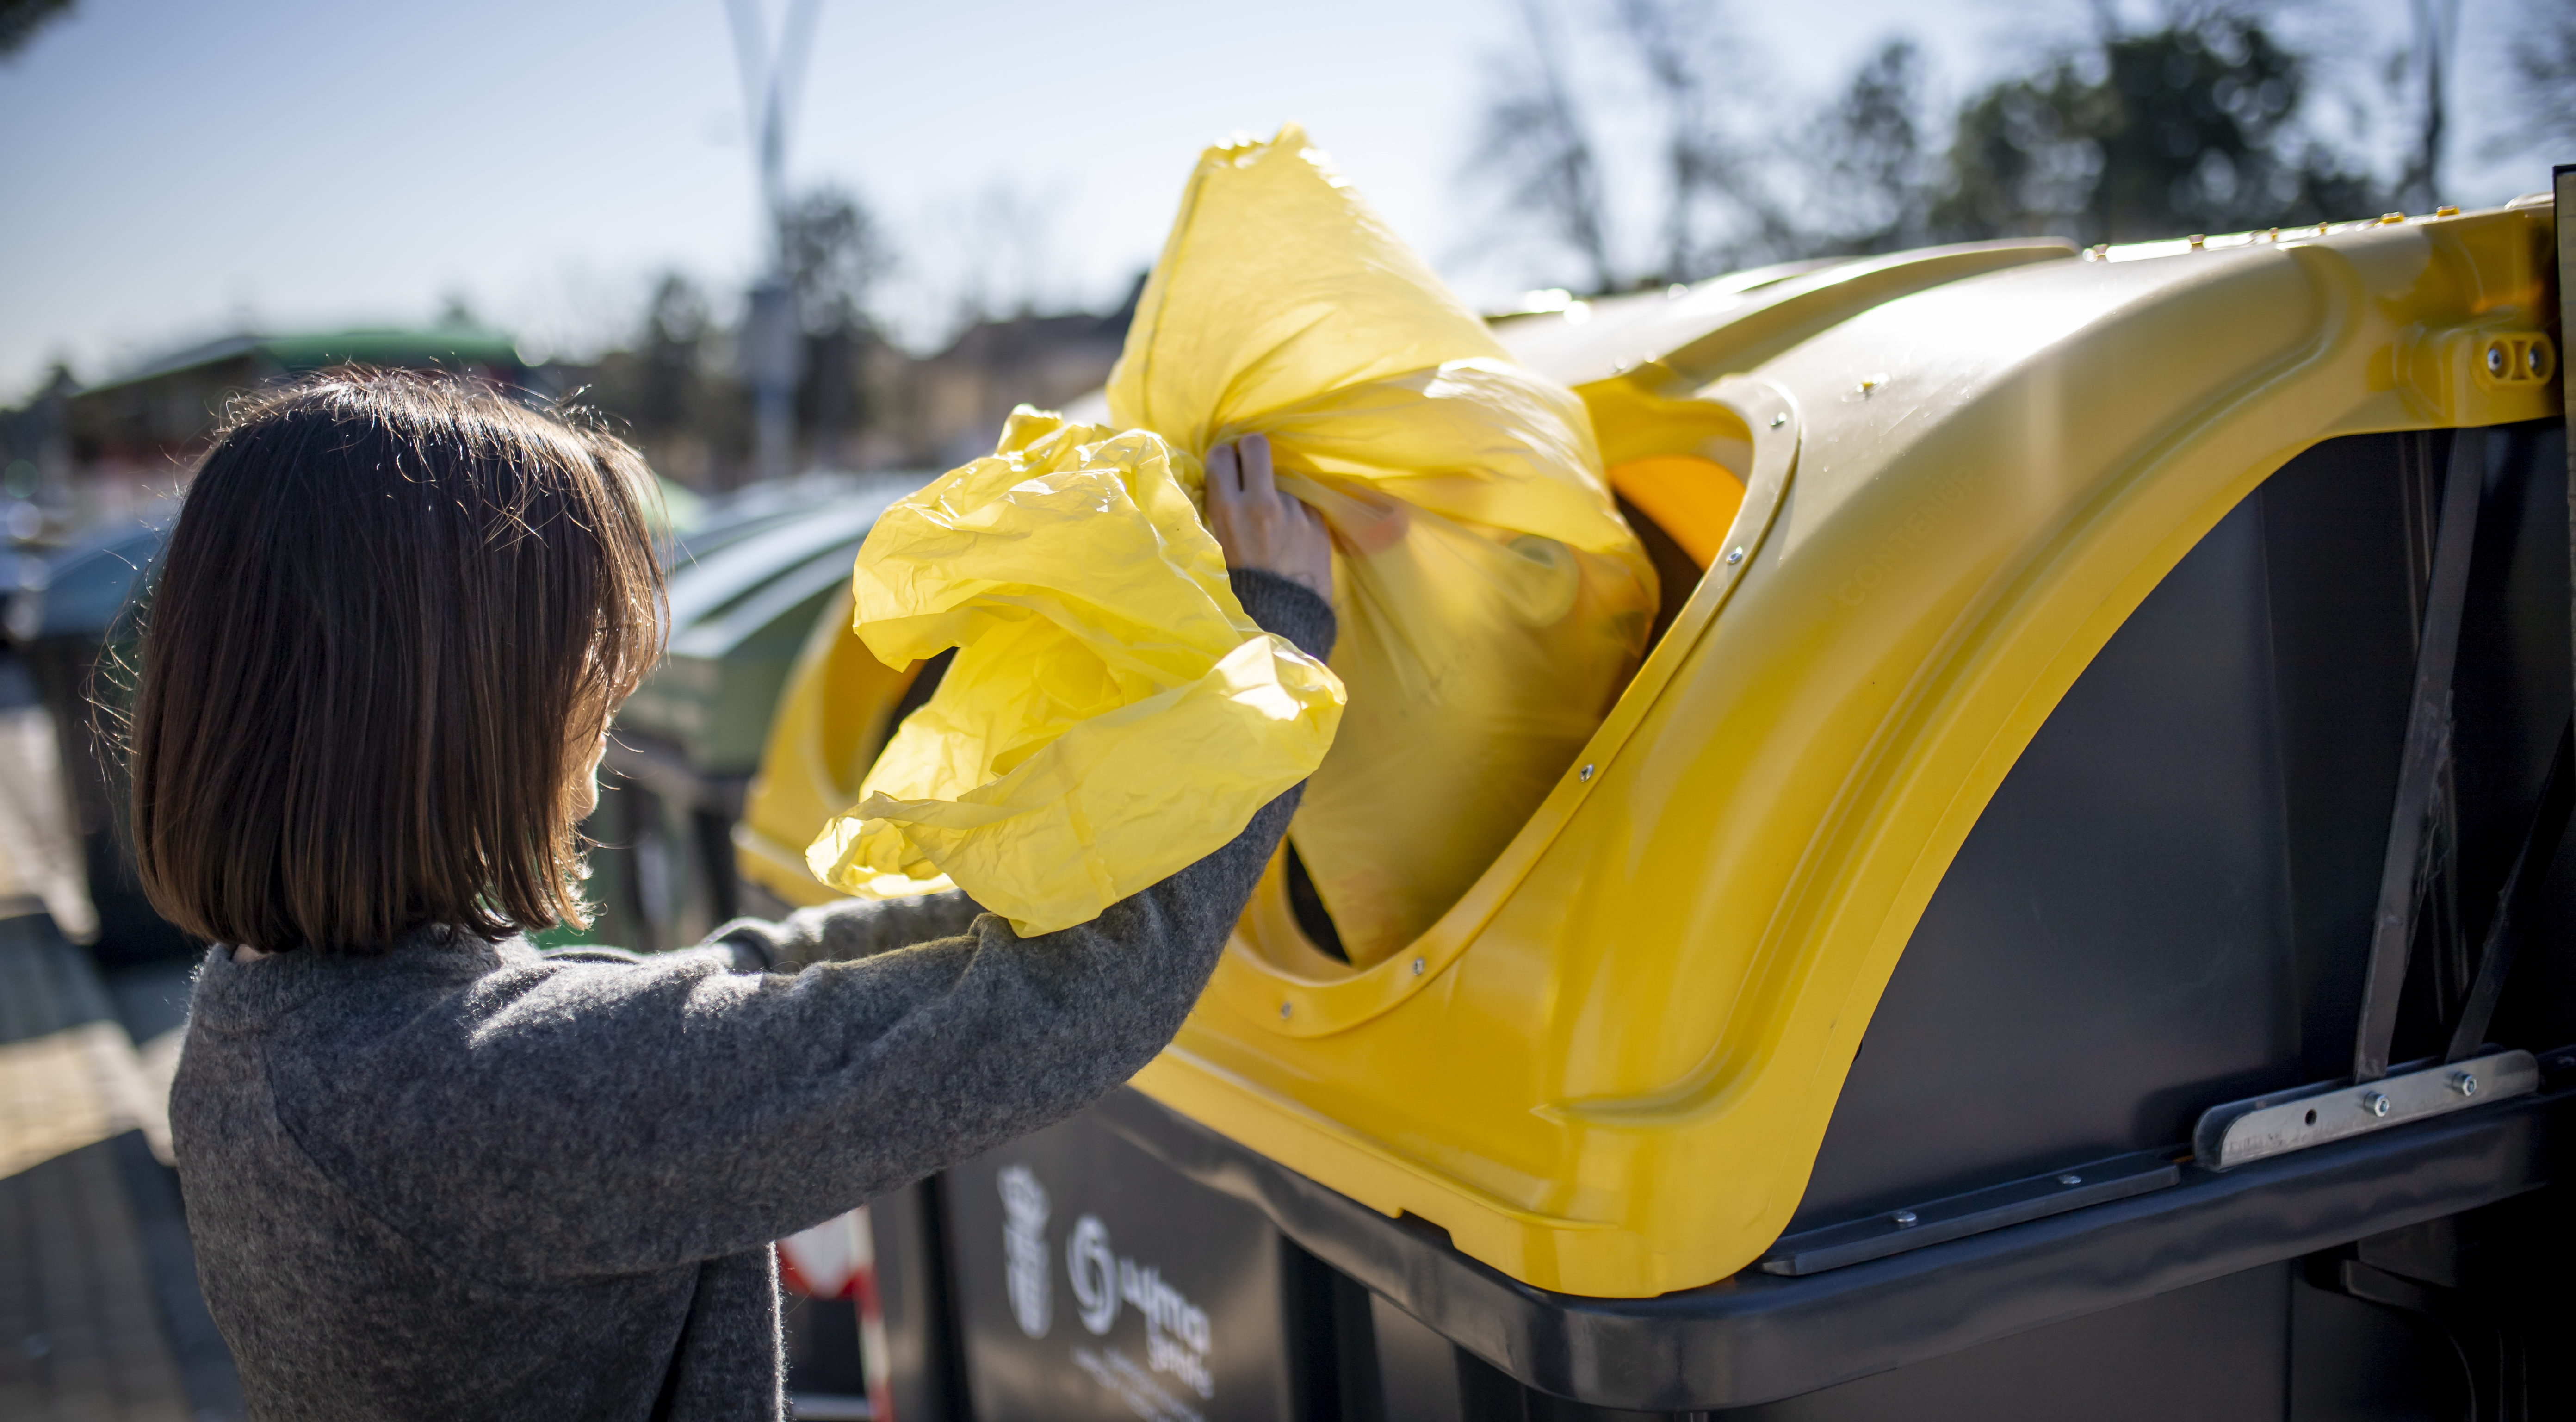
[1108,126,1658,965]
[804,411,1345,935]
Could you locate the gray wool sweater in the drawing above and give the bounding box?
[172,571,1333,1422]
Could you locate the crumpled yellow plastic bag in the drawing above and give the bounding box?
[1106,126,1658,964]
[804,410,1345,934]
[811,124,1653,959]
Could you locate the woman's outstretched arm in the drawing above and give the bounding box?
[257,569,1335,1286]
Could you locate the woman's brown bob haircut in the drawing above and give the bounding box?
[131,369,665,952]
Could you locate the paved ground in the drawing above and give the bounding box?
[0,655,94,939]
[0,913,241,1421]
[0,650,242,1421]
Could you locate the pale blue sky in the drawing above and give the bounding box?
[0,0,2534,398]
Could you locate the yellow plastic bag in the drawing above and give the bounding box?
[811,124,1653,959]
[1105,126,1657,964]
[804,410,1345,933]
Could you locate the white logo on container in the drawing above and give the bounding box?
[1065,1213,1214,1399]
[998,1166,1051,1339]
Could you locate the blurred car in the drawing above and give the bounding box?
[6,514,181,963]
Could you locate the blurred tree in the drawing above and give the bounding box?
[2395,0,2462,211]
[1469,0,2389,291]
[561,186,898,491]
[1470,0,1619,292]
[0,0,74,60]
[1933,57,2111,242]
[1932,6,2381,245]
[2502,0,2576,159]
[798,319,883,471]
[780,186,893,471]
[639,273,710,440]
[1790,39,1941,256]
[1607,0,1787,281]
[1473,0,1806,290]
[565,273,735,491]
[781,186,890,334]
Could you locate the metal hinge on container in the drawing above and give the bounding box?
[2190,1049,2541,1170]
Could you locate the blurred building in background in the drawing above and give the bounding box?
[65,326,526,525]
[0,323,525,544]
[0,283,1140,552]
[904,292,1137,469]
[541,279,1134,491]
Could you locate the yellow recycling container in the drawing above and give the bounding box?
[745,202,2561,1302]
[1141,203,2562,1298]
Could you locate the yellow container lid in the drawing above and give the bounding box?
[1151,205,2560,1297]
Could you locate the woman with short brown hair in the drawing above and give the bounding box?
[145,369,1333,1420]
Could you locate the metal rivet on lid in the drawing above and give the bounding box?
[1279,1002,1293,1019]
[1577,763,1595,782]
[1770,411,1787,427]
[1725,546,1746,565]
[1411,957,1425,976]
[1892,1211,1919,1227]
[2057,1174,2082,1186]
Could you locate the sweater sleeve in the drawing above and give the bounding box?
[313,572,1338,1281]
[704,891,985,972]
[701,568,1333,975]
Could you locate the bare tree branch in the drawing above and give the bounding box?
[1469,0,1618,293]
[0,0,74,60]
[1789,38,1939,256]
[1610,0,1721,280]
[2397,0,2462,208]
[1606,0,1809,277]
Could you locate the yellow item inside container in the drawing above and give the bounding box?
[1604,456,1746,569]
[1106,124,1659,966]
[799,123,1653,956]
